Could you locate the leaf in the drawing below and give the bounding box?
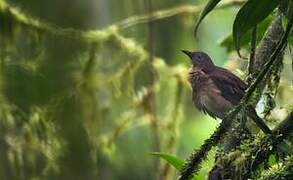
[233,0,279,53]
[149,152,184,170]
[194,0,222,36]
[220,14,273,52]
[268,154,278,166]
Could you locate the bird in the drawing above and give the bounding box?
[182,50,272,134]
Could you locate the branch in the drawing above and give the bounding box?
[253,13,284,76]
[209,111,293,180]
[0,0,245,43]
[258,156,293,180]
[115,0,245,29]
[179,109,241,180]
[0,0,116,43]
[272,111,293,141]
[249,111,293,171]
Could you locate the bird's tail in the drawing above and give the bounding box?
[246,106,272,134]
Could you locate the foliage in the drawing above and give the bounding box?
[193,0,222,36]
[232,0,279,54]
[149,152,184,170]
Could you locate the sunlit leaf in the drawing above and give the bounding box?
[194,0,222,35]
[233,0,279,53]
[149,152,184,170]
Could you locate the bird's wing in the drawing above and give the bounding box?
[208,67,247,105]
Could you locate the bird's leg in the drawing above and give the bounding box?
[246,106,272,134]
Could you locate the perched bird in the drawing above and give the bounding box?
[182,50,271,134]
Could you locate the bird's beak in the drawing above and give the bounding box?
[181,50,193,59]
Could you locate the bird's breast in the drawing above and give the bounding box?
[192,77,234,119]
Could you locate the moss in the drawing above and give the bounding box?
[258,156,293,180]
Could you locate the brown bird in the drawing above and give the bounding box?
[182,50,271,134]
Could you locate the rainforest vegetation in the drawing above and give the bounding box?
[0,0,292,179]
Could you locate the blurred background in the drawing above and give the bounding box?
[0,0,292,179]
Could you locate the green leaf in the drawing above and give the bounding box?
[220,14,273,52]
[233,0,279,53]
[194,0,222,36]
[268,154,277,166]
[149,152,184,170]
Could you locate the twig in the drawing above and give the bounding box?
[248,25,257,75]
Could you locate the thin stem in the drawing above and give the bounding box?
[162,79,183,179]
[248,25,257,75]
[145,0,161,179]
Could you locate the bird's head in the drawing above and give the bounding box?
[181,50,214,68]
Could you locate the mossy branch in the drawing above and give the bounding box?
[259,155,293,180]
[248,111,293,173]
[253,13,284,76]
[0,0,244,42]
[179,111,240,180]
[208,111,293,179]
[0,0,117,43]
[115,0,245,29]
